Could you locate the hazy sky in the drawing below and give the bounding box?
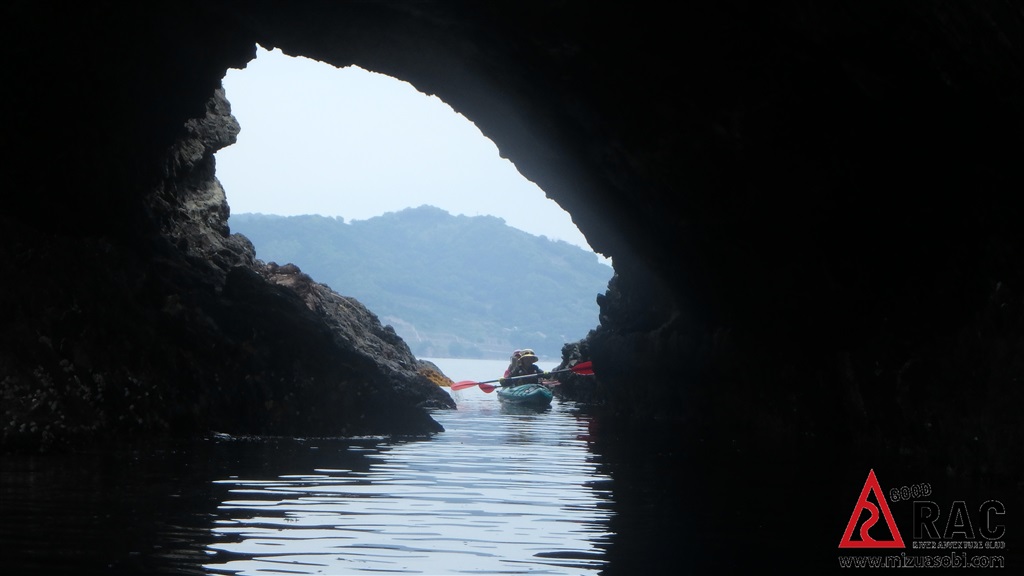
[215,46,599,256]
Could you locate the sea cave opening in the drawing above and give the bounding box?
[215,46,613,362]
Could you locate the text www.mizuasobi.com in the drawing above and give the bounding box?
[838,552,1004,568]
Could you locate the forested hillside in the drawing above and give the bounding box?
[230,206,612,359]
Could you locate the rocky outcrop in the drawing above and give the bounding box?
[257,260,456,403]
[1,82,453,451]
[151,87,256,278]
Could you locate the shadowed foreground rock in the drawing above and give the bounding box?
[1,87,453,451]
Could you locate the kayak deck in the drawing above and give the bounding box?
[496,382,553,406]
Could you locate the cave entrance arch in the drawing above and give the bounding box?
[215,47,612,361]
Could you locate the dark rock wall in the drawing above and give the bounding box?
[1,4,454,449]
[3,0,1023,511]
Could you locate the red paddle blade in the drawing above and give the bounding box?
[570,361,594,375]
[479,383,497,393]
[451,380,481,391]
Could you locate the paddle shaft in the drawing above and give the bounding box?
[451,361,593,391]
[478,378,567,393]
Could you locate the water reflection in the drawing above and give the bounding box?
[1,391,628,574]
[202,393,614,574]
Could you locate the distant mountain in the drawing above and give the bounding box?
[229,206,613,360]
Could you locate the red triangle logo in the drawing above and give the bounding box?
[839,469,905,548]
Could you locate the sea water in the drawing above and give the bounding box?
[2,357,614,575]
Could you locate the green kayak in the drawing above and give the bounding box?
[496,382,553,406]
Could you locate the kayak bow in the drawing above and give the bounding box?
[495,382,553,406]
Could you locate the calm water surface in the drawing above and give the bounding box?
[1,358,625,575]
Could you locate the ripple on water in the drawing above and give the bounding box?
[203,396,614,575]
